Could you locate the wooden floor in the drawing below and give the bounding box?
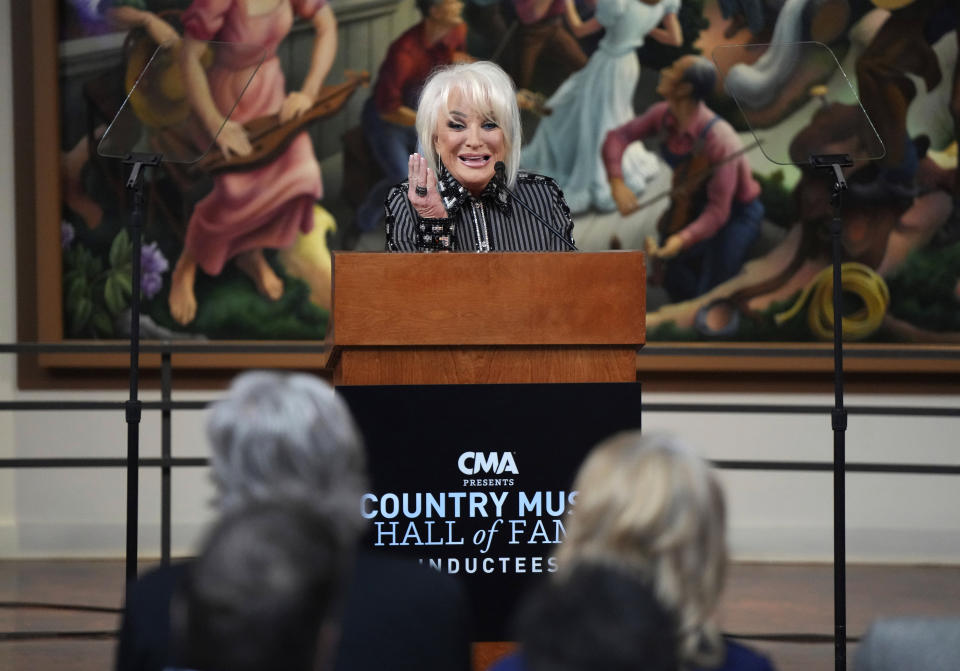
[1,560,959,671]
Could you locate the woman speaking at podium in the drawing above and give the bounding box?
[384,61,576,252]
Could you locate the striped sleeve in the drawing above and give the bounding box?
[384,184,419,252]
[542,176,576,249]
[503,174,575,251]
[384,184,456,252]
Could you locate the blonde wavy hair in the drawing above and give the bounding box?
[556,431,728,668]
[416,60,522,188]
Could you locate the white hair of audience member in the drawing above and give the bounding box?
[415,60,523,188]
[555,431,727,668]
[855,617,960,671]
[206,371,368,545]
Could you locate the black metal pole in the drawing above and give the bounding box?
[161,351,172,566]
[811,157,851,671]
[122,154,161,586]
[830,180,848,671]
[809,154,851,671]
[124,166,143,586]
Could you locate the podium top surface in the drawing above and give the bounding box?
[331,251,646,347]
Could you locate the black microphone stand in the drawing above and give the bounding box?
[494,163,578,250]
[122,151,162,585]
[100,37,264,591]
[810,152,852,671]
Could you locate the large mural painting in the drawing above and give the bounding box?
[55,0,959,345]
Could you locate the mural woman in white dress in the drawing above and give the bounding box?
[521,0,681,214]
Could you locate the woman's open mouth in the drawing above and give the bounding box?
[459,154,491,168]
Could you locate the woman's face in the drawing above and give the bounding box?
[434,90,506,196]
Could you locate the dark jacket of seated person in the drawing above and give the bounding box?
[507,562,680,671]
[115,551,472,671]
[168,503,346,671]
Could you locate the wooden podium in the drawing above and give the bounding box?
[328,251,646,386]
[329,251,645,669]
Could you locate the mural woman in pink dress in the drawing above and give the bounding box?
[169,0,336,325]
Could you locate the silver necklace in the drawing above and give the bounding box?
[471,199,490,253]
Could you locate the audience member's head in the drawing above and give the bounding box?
[171,502,349,671]
[515,563,678,671]
[854,616,960,671]
[556,431,727,667]
[206,371,367,545]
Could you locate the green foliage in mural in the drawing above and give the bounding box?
[62,227,137,338]
[755,169,796,229]
[144,260,329,340]
[646,291,813,342]
[886,242,960,333]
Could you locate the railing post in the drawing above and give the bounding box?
[161,350,172,566]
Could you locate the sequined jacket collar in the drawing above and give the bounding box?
[436,162,511,217]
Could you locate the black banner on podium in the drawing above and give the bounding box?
[339,382,643,640]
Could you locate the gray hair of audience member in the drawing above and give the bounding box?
[416,61,522,188]
[555,431,727,668]
[516,562,679,671]
[206,371,368,545]
[682,56,718,103]
[171,502,348,671]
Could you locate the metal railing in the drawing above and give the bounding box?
[1,340,958,657]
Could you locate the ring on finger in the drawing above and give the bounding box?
[415,185,428,197]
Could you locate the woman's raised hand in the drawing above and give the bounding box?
[407,153,447,219]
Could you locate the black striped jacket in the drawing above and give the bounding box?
[384,165,576,252]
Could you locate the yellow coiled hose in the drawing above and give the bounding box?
[774,263,890,341]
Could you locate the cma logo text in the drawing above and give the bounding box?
[458,451,519,475]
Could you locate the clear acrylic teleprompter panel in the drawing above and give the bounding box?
[712,41,885,166]
[97,39,266,164]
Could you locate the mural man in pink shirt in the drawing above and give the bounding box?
[603,55,764,302]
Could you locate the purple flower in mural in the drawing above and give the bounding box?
[64,0,113,39]
[141,242,170,275]
[140,242,170,300]
[61,221,76,249]
[70,0,102,23]
[141,272,165,300]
